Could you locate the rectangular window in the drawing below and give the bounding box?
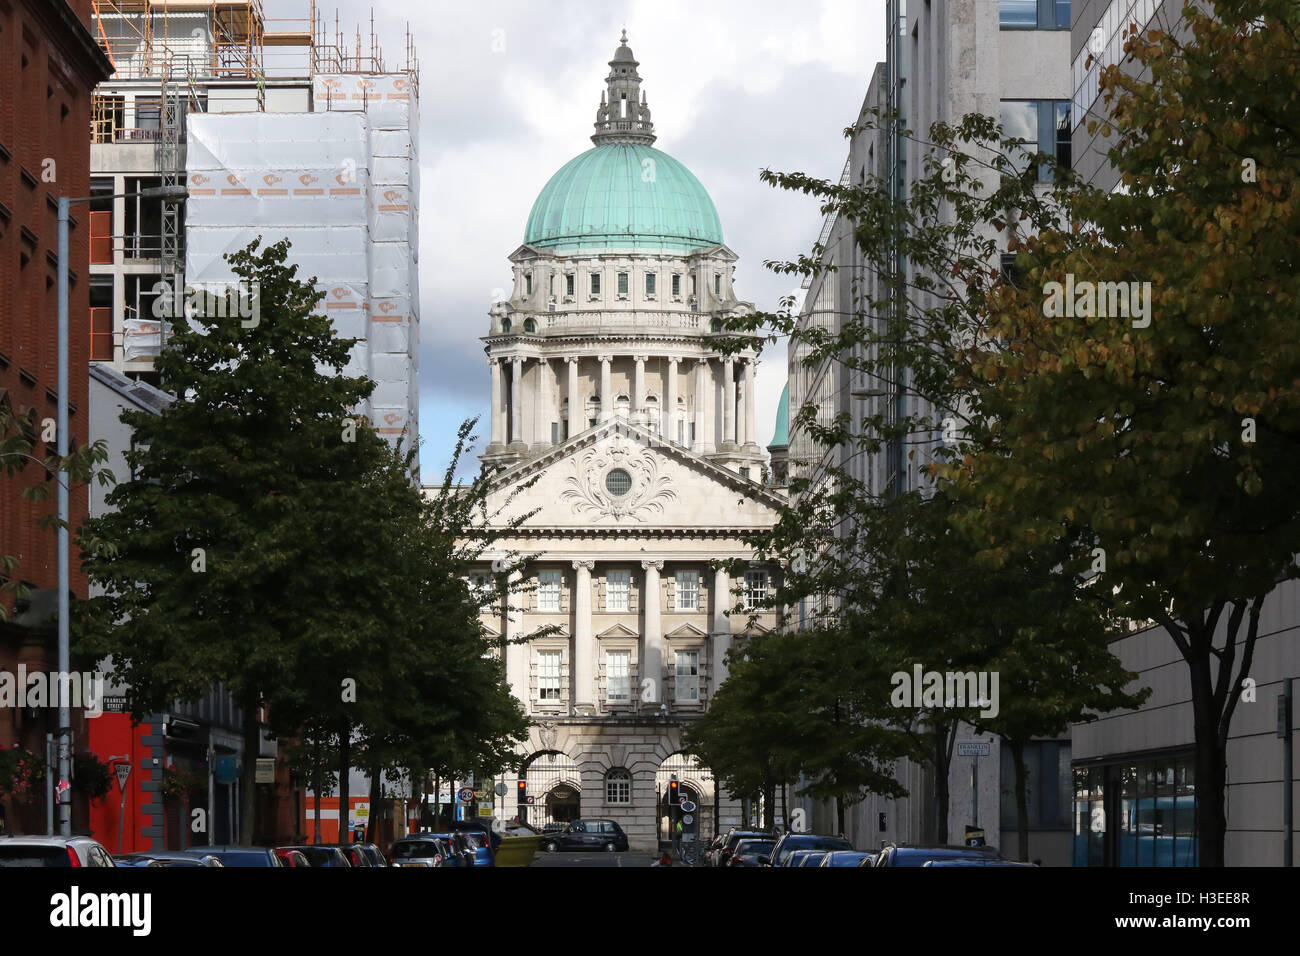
[538,651,561,701]
[1054,101,1072,175]
[538,570,562,612]
[551,421,560,444]
[524,272,532,295]
[607,651,631,702]
[675,570,699,611]
[1000,741,1072,829]
[645,272,656,296]
[618,272,629,295]
[566,273,575,296]
[671,273,681,296]
[675,651,700,702]
[677,418,685,444]
[606,569,630,612]
[1001,100,1071,182]
[744,570,769,610]
[999,0,1068,28]
[713,274,721,295]
[590,272,601,294]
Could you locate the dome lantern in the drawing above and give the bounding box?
[593,30,656,146]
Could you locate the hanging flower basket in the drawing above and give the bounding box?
[72,752,114,803]
[0,745,47,803]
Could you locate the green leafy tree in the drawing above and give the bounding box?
[948,0,1300,866]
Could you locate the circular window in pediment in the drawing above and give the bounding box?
[604,468,632,497]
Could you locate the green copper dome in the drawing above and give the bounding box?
[769,381,789,449]
[524,144,723,253]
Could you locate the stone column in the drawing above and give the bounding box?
[712,565,731,692]
[572,560,595,711]
[532,359,545,447]
[743,357,756,446]
[510,356,524,447]
[633,355,646,424]
[665,358,679,443]
[505,567,525,706]
[566,357,580,438]
[641,560,663,708]
[694,359,709,453]
[599,356,613,423]
[722,357,736,446]
[489,357,504,448]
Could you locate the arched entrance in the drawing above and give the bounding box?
[656,752,716,845]
[521,751,580,828]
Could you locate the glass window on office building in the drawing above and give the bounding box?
[999,740,1072,831]
[538,570,562,612]
[1073,754,1198,866]
[675,569,699,611]
[1002,100,1072,182]
[538,651,562,701]
[675,650,700,702]
[606,569,630,612]
[1000,0,1069,28]
[606,651,631,702]
[606,768,631,804]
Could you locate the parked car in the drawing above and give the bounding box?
[273,848,313,868]
[765,833,853,867]
[353,843,388,867]
[922,858,1038,867]
[727,838,777,867]
[702,835,727,866]
[119,850,226,868]
[873,844,1005,867]
[322,843,373,867]
[278,845,353,867]
[821,850,875,867]
[388,835,462,867]
[0,835,116,867]
[713,829,773,868]
[538,818,629,853]
[112,856,164,867]
[198,845,285,867]
[790,850,829,867]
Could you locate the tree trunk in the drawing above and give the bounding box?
[836,796,845,836]
[366,758,382,843]
[337,730,351,845]
[762,777,776,830]
[932,723,951,845]
[1188,644,1228,867]
[239,696,260,844]
[312,739,322,844]
[1009,738,1030,862]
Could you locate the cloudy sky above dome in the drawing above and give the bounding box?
[273,0,887,476]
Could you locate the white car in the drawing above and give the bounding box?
[0,835,117,867]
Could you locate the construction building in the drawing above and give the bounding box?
[88,0,419,446]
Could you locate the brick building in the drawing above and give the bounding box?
[0,0,113,831]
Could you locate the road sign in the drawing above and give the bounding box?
[457,787,474,802]
[683,814,694,825]
[114,763,131,791]
[679,800,697,814]
[956,741,991,757]
[254,758,275,783]
[495,782,508,796]
[525,795,535,805]
[477,806,494,818]
[965,826,986,847]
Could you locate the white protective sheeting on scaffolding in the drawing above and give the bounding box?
[184,77,419,447]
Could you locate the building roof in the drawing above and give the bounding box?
[523,144,723,254]
[768,381,789,449]
[89,363,173,415]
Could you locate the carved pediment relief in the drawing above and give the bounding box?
[560,433,677,522]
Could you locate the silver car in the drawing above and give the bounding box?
[0,835,116,867]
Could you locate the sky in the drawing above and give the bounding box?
[270,0,888,478]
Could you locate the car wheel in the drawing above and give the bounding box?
[604,842,616,852]
[543,841,558,853]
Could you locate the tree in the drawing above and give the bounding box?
[947,0,1300,866]
[77,236,396,842]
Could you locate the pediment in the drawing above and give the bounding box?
[480,420,783,533]
[597,623,638,639]
[665,622,709,639]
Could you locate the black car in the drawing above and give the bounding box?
[714,829,774,868]
[196,845,284,867]
[873,844,1006,867]
[727,838,777,867]
[538,819,629,853]
[765,833,854,867]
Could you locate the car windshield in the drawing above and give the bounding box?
[734,841,775,855]
[0,846,72,867]
[392,841,443,858]
[897,850,990,867]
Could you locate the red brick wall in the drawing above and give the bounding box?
[0,0,108,614]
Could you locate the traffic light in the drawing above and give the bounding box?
[517,779,526,801]
[668,779,680,805]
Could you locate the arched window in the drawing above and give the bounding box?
[615,393,630,418]
[606,768,631,805]
[523,318,536,333]
[644,394,659,432]
[501,317,512,333]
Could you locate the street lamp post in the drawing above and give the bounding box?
[54,185,185,835]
